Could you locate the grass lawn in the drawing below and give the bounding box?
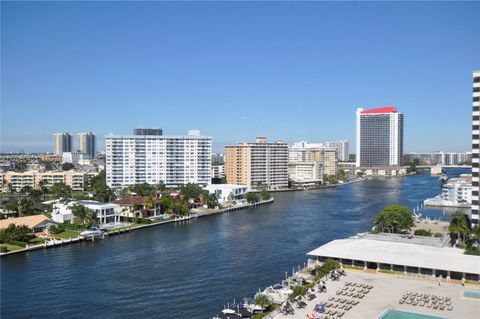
[30,237,46,244]
[0,243,25,252]
[53,230,81,239]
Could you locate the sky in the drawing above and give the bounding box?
[1,1,479,153]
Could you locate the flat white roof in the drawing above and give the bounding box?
[205,184,247,189]
[307,237,480,275]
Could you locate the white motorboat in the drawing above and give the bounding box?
[80,227,103,238]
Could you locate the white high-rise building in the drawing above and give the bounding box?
[356,107,404,168]
[105,130,212,188]
[326,140,349,162]
[472,70,480,224]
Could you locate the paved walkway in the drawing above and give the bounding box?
[273,270,480,319]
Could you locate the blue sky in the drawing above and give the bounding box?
[1,1,479,153]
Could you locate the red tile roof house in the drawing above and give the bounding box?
[112,196,160,220]
[0,215,57,233]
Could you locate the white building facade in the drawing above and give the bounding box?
[52,200,120,225]
[106,130,212,189]
[204,184,248,203]
[472,70,480,224]
[442,180,472,206]
[211,165,225,179]
[356,107,404,168]
[326,140,349,162]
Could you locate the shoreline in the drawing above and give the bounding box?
[0,179,369,257]
[0,198,275,257]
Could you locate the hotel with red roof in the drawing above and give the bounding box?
[355,106,404,168]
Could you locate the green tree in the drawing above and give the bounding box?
[145,196,155,212]
[373,203,414,234]
[129,182,155,197]
[17,198,33,216]
[4,199,19,213]
[448,212,469,245]
[202,191,219,209]
[337,169,347,181]
[38,179,49,201]
[61,163,75,171]
[469,225,480,245]
[180,183,204,200]
[246,192,260,203]
[14,161,27,172]
[155,181,166,191]
[323,175,338,185]
[20,185,33,196]
[1,224,34,242]
[50,182,72,201]
[72,205,96,228]
[261,189,271,201]
[254,294,271,313]
[90,170,115,202]
[30,189,43,202]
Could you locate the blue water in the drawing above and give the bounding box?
[463,290,480,299]
[0,169,469,319]
[380,309,448,319]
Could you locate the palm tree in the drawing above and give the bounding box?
[72,205,91,228]
[17,198,33,217]
[38,180,49,201]
[254,294,270,313]
[20,185,33,197]
[469,225,480,245]
[449,212,468,245]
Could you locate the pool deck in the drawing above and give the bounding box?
[273,270,480,319]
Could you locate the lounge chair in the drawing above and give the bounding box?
[447,306,453,311]
[399,299,404,304]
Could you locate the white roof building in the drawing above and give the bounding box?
[308,233,480,278]
[204,184,248,203]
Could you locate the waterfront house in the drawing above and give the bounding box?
[0,215,56,233]
[52,200,120,225]
[204,184,248,204]
[113,196,160,219]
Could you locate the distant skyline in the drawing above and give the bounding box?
[1,1,479,153]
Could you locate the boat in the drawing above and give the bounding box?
[80,227,103,238]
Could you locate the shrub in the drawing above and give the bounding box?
[2,224,34,243]
[464,246,480,256]
[0,246,8,253]
[434,232,443,238]
[414,229,432,237]
[49,225,65,234]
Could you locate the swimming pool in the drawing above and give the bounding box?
[379,309,448,319]
[463,290,480,300]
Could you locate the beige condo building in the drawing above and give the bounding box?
[1,170,98,192]
[225,137,288,190]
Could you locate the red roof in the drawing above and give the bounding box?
[361,106,397,114]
